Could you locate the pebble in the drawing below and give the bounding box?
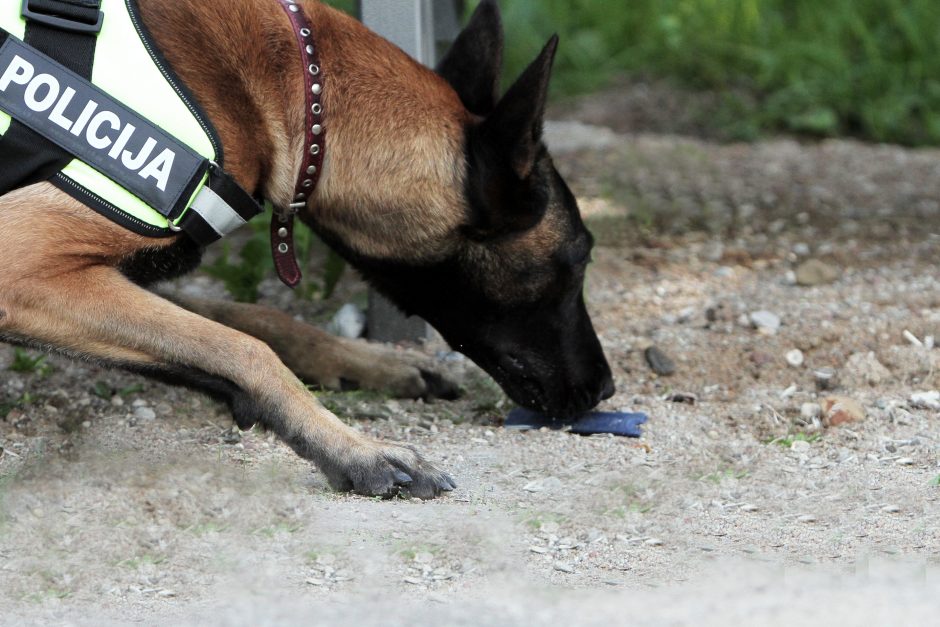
[644,538,664,547]
[327,303,366,339]
[553,562,575,574]
[749,310,781,335]
[740,504,759,512]
[110,395,124,407]
[814,368,837,391]
[786,349,805,368]
[792,242,811,256]
[413,552,434,565]
[882,505,901,513]
[790,440,811,454]
[523,477,563,493]
[797,514,817,523]
[801,403,822,421]
[822,396,866,427]
[795,259,840,286]
[133,406,156,421]
[910,391,940,411]
[644,346,676,376]
[895,458,915,466]
[843,352,891,386]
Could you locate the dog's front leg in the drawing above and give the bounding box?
[166,295,461,400]
[0,266,454,498]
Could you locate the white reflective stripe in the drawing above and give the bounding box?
[189,185,247,236]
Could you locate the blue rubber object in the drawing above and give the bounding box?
[505,408,648,438]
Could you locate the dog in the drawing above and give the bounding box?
[0,0,614,499]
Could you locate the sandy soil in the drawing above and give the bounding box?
[1,96,938,625]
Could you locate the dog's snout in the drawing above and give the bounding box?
[598,376,615,403]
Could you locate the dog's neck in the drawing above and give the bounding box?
[140,0,469,261]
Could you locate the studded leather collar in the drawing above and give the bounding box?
[271,0,325,288]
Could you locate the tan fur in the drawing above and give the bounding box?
[0,0,462,497]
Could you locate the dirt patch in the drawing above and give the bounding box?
[1,101,938,623]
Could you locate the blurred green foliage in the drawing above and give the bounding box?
[204,219,345,303]
[486,0,940,145]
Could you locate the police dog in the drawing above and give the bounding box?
[0,0,613,498]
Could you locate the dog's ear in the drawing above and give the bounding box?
[479,35,558,180]
[436,0,503,115]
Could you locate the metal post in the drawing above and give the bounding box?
[359,0,460,343]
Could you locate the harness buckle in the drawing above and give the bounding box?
[22,0,104,34]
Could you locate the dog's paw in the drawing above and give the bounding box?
[307,339,462,401]
[322,442,456,500]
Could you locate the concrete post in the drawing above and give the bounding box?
[358,0,460,343]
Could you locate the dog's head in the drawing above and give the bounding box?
[317,1,613,419]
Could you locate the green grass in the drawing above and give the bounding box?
[9,349,52,376]
[322,0,940,144]
[766,432,821,447]
[931,475,940,487]
[480,0,940,146]
[699,467,750,483]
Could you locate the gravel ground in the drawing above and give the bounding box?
[1,91,939,625]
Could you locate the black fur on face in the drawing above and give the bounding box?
[310,1,615,419]
[315,139,613,420]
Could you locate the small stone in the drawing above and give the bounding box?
[843,352,891,387]
[666,393,696,405]
[793,242,811,257]
[925,336,935,350]
[644,346,676,376]
[910,391,940,411]
[305,578,325,586]
[327,303,366,339]
[881,505,901,513]
[814,368,837,391]
[822,396,866,427]
[133,406,156,421]
[797,514,817,523]
[740,504,759,513]
[795,259,839,286]
[895,458,915,466]
[540,521,560,534]
[157,589,176,597]
[523,477,562,493]
[749,310,781,335]
[786,349,805,368]
[553,562,575,574]
[110,395,124,407]
[790,440,811,454]
[132,399,149,408]
[413,552,434,565]
[644,538,664,547]
[403,577,424,585]
[801,403,822,421]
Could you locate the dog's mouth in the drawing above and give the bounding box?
[493,363,549,415]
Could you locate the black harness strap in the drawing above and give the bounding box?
[0,0,101,195]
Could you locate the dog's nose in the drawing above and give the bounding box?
[597,376,615,403]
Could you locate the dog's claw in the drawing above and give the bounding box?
[325,443,454,500]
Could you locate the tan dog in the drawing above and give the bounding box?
[0,0,613,498]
